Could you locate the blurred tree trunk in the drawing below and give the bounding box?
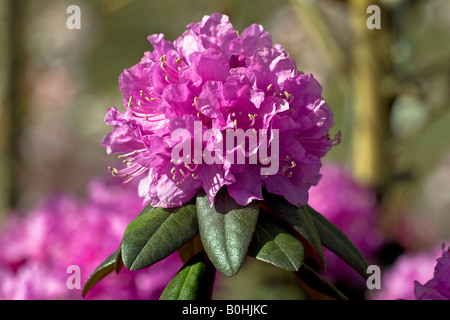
[0,0,29,217]
[349,0,390,191]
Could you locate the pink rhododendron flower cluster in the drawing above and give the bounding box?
[102,13,338,208]
[370,243,445,300]
[0,179,182,300]
[308,163,383,285]
[415,246,450,300]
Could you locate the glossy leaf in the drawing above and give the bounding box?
[196,188,259,276]
[263,192,326,269]
[159,252,216,300]
[307,204,369,278]
[82,249,119,297]
[121,203,198,271]
[248,213,304,271]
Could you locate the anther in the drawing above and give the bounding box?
[128,96,133,109]
[109,167,119,175]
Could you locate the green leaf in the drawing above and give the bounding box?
[137,202,154,216]
[159,252,216,300]
[121,203,198,271]
[82,249,119,297]
[295,264,348,300]
[263,192,325,269]
[248,212,304,271]
[114,248,123,274]
[196,188,259,276]
[307,204,369,278]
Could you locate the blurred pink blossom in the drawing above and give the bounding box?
[370,243,445,300]
[308,162,384,287]
[0,179,182,300]
[414,246,450,300]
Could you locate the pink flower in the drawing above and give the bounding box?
[415,246,450,300]
[370,243,444,300]
[0,179,182,300]
[102,13,338,208]
[307,163,383,286]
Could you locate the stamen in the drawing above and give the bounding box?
[185,163,198,172]
[128,96,133,109]
[170,152,202,186]
[132,112,167,122]
[108,166,119,175]
[276,155,297,178]
[248,114,257,126]
[118,148,147,159]
[109,161,148,184]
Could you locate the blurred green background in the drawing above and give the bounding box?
[0,0,449,299]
